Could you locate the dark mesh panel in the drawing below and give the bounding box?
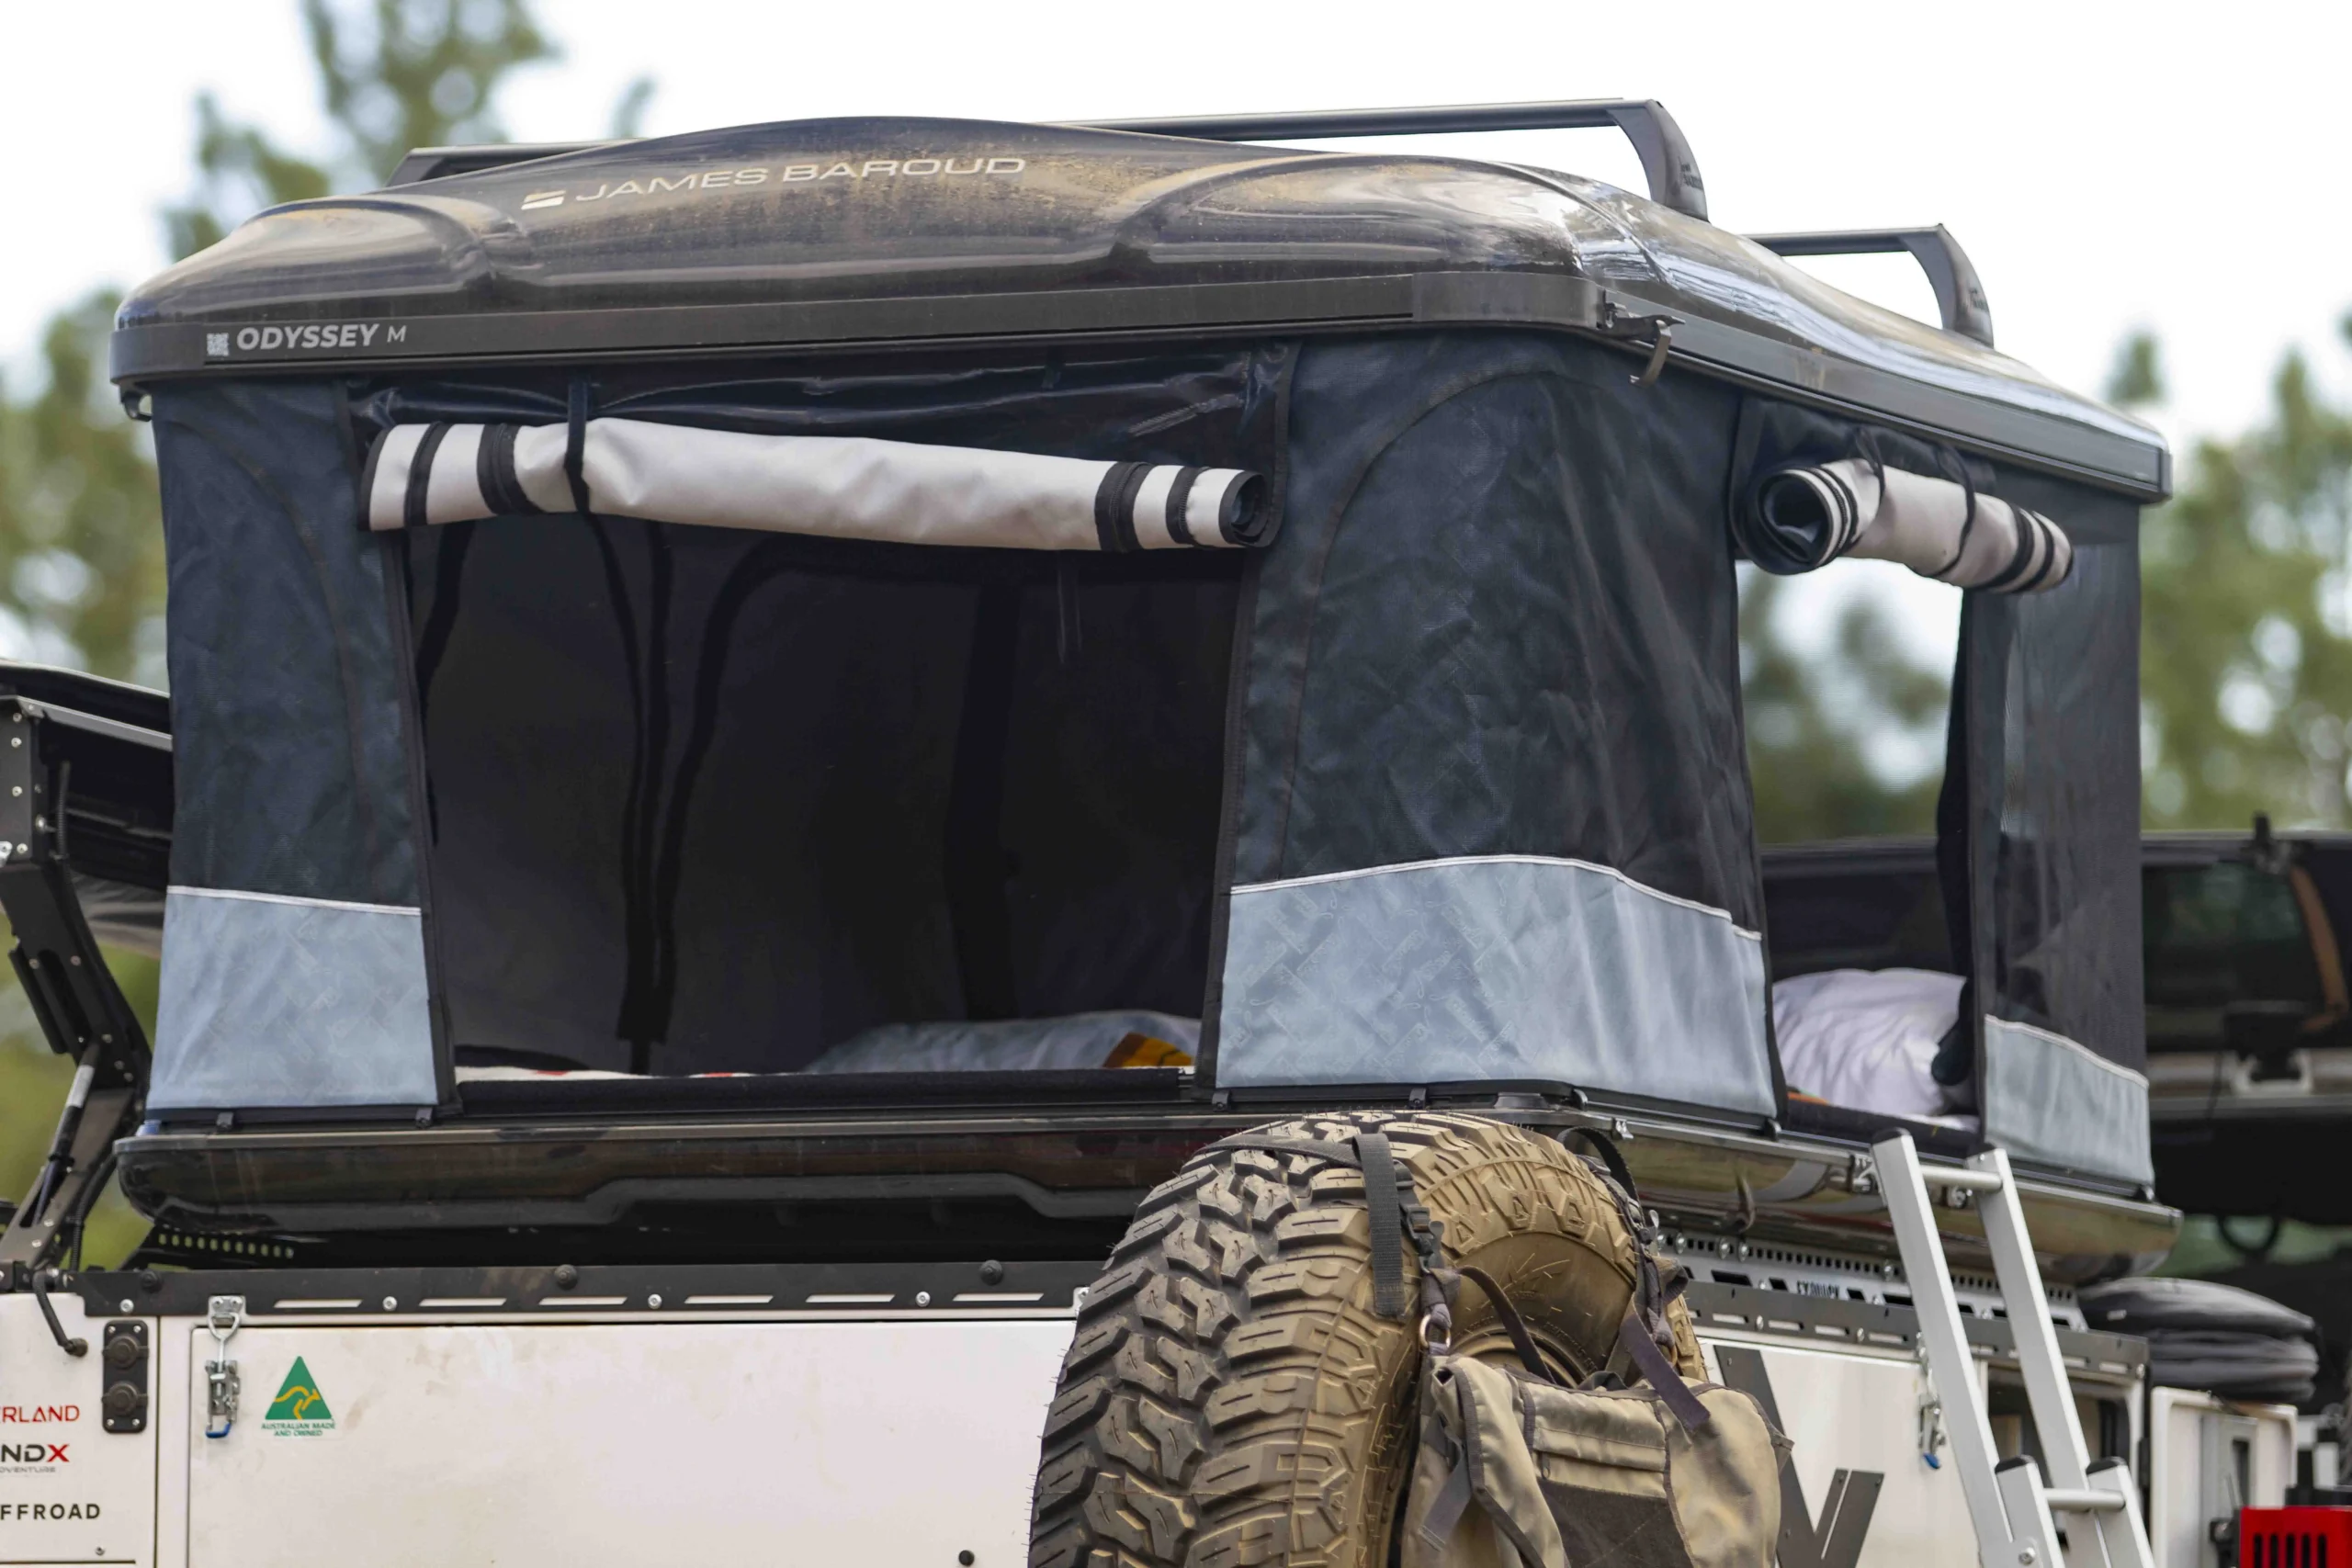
[1237,332,1758,927]
[153,380,423,908]
[1981,480,2146,1069]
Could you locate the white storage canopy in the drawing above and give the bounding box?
[364,418,1272,552]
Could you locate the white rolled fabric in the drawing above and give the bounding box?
[1739,457,2072,592]
[362,418,1272,551]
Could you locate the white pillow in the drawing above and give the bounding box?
[1773,967,1964,1121]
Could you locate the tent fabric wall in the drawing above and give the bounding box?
[147,379,439,1111]
[1219,856,1772,1107]
[140,336,2139,1147]
[1215,333,1774,1114]
[1982,1017,2151,1182]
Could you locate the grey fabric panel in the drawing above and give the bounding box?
[1215,857,1775,1113]
[1981,1016,2151,1183]
[151,380,421,907]
[150,888,436,1111]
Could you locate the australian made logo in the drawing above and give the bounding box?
[258,1357,336,1438]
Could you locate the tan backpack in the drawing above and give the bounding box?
[1384,1134,1792,1568]
[1216,1125,1792,1568]
[1401,1346,1790,1568]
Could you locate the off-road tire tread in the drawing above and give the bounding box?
[1028,1111,1701,1568]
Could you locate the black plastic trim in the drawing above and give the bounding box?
[1685,1280,2147,1374]
[452,1066,1193,1119]
[65,1257,1100,1319]
[108,271,2166,499]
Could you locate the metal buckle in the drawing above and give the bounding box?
[204,1294,244,1439]
[1596,299,1681,388]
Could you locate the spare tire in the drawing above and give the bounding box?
[1028,1110,1702,1568]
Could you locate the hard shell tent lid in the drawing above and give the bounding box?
[119,108,2161,1186]
[110,114,2165,500]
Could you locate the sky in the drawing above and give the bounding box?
[2,0,2346,695]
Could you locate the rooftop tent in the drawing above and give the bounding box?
[112,112,2166,1150]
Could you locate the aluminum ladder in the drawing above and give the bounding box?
[1871,1132,2155,1568]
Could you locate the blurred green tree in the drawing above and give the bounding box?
[0,294,168,683]
[165,0,571,257]
[0,0,643,1262]
[1746,318,2352,842]
[1741,568,1951,842]
[2132,321,2352,829]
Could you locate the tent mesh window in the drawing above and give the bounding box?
[377,348,1288,1081]
[411,524,1241,1077]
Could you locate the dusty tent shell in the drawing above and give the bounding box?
[114,114,2166,1185]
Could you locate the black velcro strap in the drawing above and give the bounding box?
[476,423,538,516]
[1164,467,1202,546]
[564,380,595,516]
[1978,502,2041,592]
[1560,1128,1639,1204]
[1617,1310,1712,1430]
[1091,461,1148,553]
[1205,1134,1364,1168]
[1359,1132,1410,1319]
[2021,513,2068,590]
[404,423,451,531]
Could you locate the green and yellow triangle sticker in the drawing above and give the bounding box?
[264,1357,334,1424]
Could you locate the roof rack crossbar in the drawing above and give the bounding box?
[1082,99,1708,223]
[388,99,1712,223]
[387,141,614,186]
[1751,226,1995,348]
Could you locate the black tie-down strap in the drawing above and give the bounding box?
[1574,1138,1713,1432]
[1209,1133,1444,1324]
[1358,1131,1411,1318]
[1209,1127,1709,1427]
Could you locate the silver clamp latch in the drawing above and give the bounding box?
[204,1294,244,1439]
[1916,1341,1948,1469]
[1595,299,1681,388]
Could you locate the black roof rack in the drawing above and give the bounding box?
[1753,227,1996,348]
[390,98,1708,220]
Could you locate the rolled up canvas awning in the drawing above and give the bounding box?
[1735,457,2072,592]
[364,418,1272,551]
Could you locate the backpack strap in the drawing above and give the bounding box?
[1453,1264,1556,1384]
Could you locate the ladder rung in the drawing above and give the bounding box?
[2041,1489,2127,1515]
[1916,1166,2006,1193]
